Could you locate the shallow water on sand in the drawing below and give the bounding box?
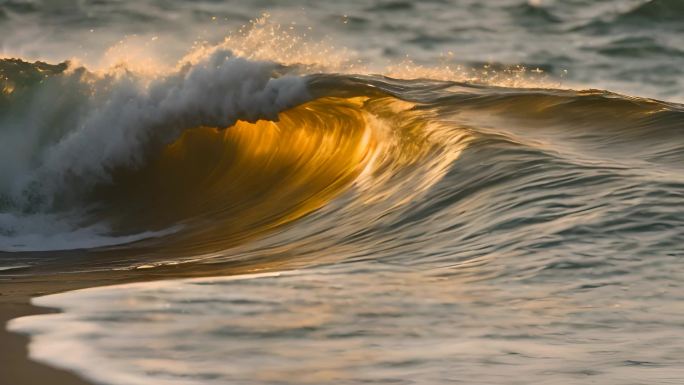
[11,262,684,385]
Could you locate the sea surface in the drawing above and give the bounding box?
[2,1,684,384]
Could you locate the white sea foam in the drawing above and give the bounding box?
[0,212,181,251]
[10,264,684,385]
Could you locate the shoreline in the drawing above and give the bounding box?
[1,271,167,385]
[0,278,101,385]
[0,261,279,385]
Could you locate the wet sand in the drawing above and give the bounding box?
[0,278,100,385]
[0,269,174,385]
[0,259,283,385]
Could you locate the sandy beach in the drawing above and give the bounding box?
[1,279,96,385]
[0,261,282,385]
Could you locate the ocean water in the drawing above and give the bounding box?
[3,0,684,384]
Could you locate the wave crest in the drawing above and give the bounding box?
[0,51,309,213]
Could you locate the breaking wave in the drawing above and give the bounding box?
[1,45,683,277]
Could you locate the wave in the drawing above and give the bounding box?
[508,3,562,25]
[574,0,684,34]
[0,51,308,205]
[1,50,683,274]
[617,0,684,24]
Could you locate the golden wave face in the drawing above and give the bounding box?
[75,91,474,270]
[91,97,377,253]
